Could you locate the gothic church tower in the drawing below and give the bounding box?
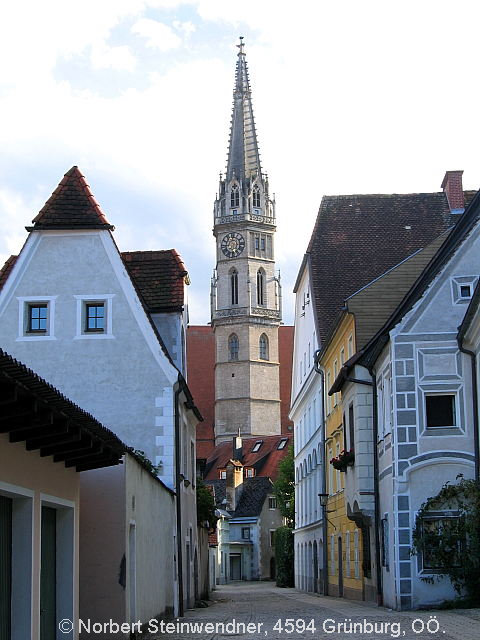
[211,38,282,444]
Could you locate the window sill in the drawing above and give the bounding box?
[17,335,56,342]
[74,334,115,340]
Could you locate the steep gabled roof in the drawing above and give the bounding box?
[354,189,480,372]
[0,255,17,290]
[307,190,477,344]
[27,166,114,231]
[206,476,273,517]
[204,434,291,481]
[121,250,188,313]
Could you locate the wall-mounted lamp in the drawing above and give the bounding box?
[318,493,329,508]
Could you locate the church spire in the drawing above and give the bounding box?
[226,37,262,182]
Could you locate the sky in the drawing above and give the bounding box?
[1,0,480,325]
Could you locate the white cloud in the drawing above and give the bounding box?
[91,44,137,71]
[132,18,182,50]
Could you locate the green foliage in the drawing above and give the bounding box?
[411,477,480,603]
[132,449,162,476]
[273,445,295,526]
[275,526,294,587]
[196,480,218,531]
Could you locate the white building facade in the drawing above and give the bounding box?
[290,257,325,593]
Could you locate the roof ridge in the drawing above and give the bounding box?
[28,166,114,231]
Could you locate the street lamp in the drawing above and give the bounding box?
[318,493,328,508]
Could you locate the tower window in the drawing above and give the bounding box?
[255,235,260,250]
[259,333,269,360]
[229,334,239,361]
[261,238,265,251]
[230,269,238,305]
[253,185,261,208]
[257,269,265,306]
[230,184,239,208]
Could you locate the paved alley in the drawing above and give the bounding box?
[151,582,480,640]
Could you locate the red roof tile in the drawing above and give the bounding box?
[27,166,113,231]
[204,434,291,482]
[187,326,216,459]
[121,249,187,313]
[0,255,17,291]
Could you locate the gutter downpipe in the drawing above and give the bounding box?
[458,342,480,482]
[314,351,328,596]
[367,368,383,607]
[174,379,184,616]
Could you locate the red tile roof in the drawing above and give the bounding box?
[187,325,294,461]
[27,166,113,231]
[121,250,188,313]
[187,326,216,459]
[307,190,477,343]
[204,434,291,482]
[0,255,17,290]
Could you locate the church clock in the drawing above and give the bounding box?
[221,232,245,258]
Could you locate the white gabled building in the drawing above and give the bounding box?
[290,254,325,593]
[0,166,202,614]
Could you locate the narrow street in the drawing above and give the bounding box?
[152,582,480,640]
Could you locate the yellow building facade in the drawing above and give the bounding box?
[321,313,365,600]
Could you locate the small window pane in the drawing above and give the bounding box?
[460,285,471,298]
[28,304,47,332]
[86,304,105,332]
[425,394,456,428]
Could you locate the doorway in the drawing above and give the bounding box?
[230,554,242,580]
[40,506,56,640]
[0,496,12,640]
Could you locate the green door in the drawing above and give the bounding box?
[0,496,12,640]
[40,507,56,640]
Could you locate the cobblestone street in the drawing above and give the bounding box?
[152,582,480,640]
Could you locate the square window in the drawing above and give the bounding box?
[425,394,456,428]
[422,517,463,570]
[28,304,48,333]
[460,285,471,298]
[85,303,105,332]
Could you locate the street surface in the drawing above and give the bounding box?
[152,582,480,640]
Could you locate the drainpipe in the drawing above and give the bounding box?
[368,370,383,607]
[314,351,328,596]
[457,342,480,481]
[174,379,184,616]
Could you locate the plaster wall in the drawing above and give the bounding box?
[0,433,80,640]
[0,231,177,487]
[258,499,283,579]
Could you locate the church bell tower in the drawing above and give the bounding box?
[211,38,282,444]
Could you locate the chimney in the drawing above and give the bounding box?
[225,460,243,511]
[441,170,464,213]
[233,433,243,461]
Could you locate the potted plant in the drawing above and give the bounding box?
[330,449,355,472]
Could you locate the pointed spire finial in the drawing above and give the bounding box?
[237,36,245,55]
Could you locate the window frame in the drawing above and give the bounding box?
[228,334,239,361]
[419,512,463,573]
[259,333,269,360]
[241,527,251,540]
[74,294,114,340]
[17,296,57,341]
[424,392,457,430]
[268,496,277,510]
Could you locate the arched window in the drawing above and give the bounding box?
[253,185,261,208]
[228,334,239,361]
[259,333,269,360]
[257,269,265,306]
[230,268,238,305]
[230,184,239,208]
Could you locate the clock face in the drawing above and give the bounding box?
[221,232,245,258]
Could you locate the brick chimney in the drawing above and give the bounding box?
[225,460,243,511]
[233,434,243,461]
[441,170,464,213]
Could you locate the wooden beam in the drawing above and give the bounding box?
[1,410,54,434]
[46,438,94,461]
[11,421,69,445]
[75,458,121,472]
[0,398,37,421]
[58,443,103,465]
[0,384,17,405]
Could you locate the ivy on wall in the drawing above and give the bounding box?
[410,477,480,603]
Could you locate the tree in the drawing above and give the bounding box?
[196,480,218,531]
[275,526,294,587]
[411,477,480,604]
[273,445,295,526]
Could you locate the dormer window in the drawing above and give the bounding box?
[219,470,226,479]
[245,468,255,478]
[231,184,240,208]
[253,185,261,208]
[252,441,263,453]
[277,438,288,450]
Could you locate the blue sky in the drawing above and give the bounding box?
[1,1,480,325]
